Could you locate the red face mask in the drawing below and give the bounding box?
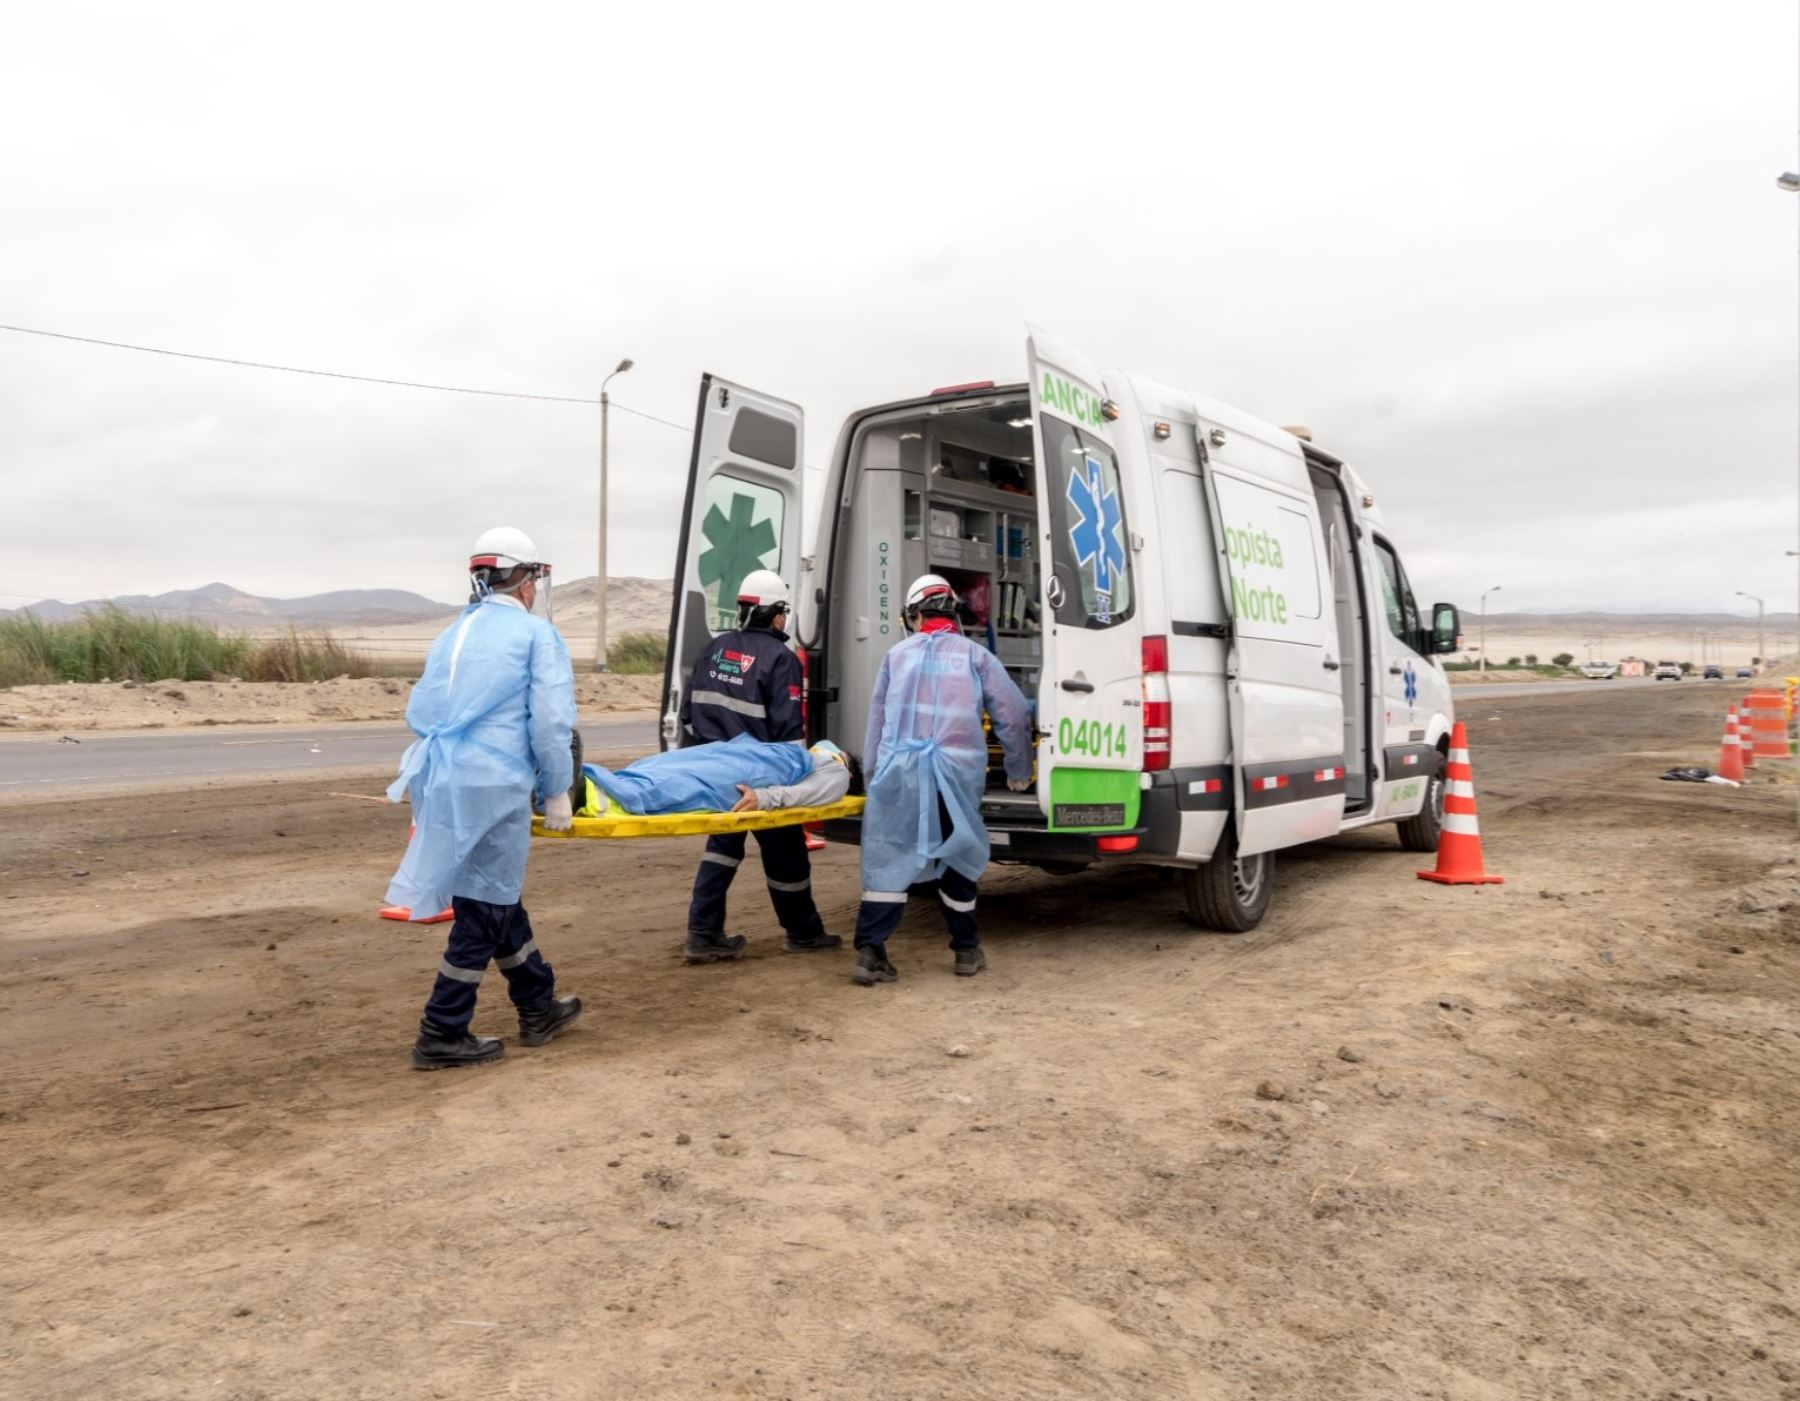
[917,615,958,635]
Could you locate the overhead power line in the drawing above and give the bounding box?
[0,321,694,433]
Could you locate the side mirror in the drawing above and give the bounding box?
[1430,603,1461,655]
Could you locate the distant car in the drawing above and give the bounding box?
[1736,666,1754,679]
[1703,664,1723,680]
[1654,661,1683,681]
[1580,661,1619,680]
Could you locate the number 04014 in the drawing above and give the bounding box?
[1055,717,1130,759]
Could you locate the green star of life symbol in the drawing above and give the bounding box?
[697,489,778,629]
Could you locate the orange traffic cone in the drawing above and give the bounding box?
[1418,722,1503,885]
[1716,705,1745,783]
[379,905,454,923]
[377,824,454,923]
[1744,689,1790,761]
[1737,701,1757,770]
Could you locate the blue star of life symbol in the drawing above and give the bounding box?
[1066,454,1126,596]
[1403,662,1418,707]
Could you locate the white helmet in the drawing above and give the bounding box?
[470,526,543,573]
[904,574,958,615]
[470,526,552,618]
[736,568,791,612]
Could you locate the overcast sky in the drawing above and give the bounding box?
[2,1,1796,617]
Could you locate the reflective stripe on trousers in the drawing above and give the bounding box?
[686,825,823,938]
[852,865,980,952]
[422,896,556,1035]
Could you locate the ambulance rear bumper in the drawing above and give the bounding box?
[819,779,1181,867]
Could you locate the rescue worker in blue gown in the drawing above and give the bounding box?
[386,527,583,1070]
[851,574,1033,984]
[680,569,842,963]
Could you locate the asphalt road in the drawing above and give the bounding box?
[0,678,1699,798]
[0,714,660,798]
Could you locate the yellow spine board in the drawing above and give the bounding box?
[532,795,865,841]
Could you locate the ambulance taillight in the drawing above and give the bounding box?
[1142,635,1170,772]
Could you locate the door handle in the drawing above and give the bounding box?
[1060,679,1095,694]
[1389,664,1404,676]
[1323,656,1341,671]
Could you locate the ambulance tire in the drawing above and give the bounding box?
[1397,750,1446,854]
[1181,825,1272,933]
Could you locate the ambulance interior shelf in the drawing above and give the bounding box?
[906,486,1042,643]
[854,402,1042,795]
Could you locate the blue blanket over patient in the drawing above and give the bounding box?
[589,733,815,815]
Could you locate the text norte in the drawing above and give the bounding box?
[1224,524,1290,625]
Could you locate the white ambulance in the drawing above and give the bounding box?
[661,327,1461,931]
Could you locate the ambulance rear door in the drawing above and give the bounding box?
[661,374,805,748]
[1027,326,1144,833]
[1198,426,1346,856]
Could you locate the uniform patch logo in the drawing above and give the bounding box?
[708,647,756,687]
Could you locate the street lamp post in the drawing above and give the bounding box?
[1479,586,1502,674]
[595,357,634,673]
[1736,591,1765,675]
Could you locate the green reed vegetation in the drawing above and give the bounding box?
[605,631,667,676]
[0,608,383,687]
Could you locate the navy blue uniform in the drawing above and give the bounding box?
[422,896,557,1036]
[681,626,826,941]
[679,625,805,745]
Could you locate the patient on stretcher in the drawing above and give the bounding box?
[576,735,851,817]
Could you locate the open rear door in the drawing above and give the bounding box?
[1198,432,1346,856]
[661,374,804,748]
[1027,326,1144,833]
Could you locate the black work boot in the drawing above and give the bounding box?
[784,928,844,953]
[954,947,987,978]
[411,1022,504,1071]
[518,995,582,1047]
[685,931,749,964]
[851,946,898,985]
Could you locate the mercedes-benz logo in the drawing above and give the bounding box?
[1047,575,1066,610]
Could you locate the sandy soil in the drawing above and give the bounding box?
[1,686,1796,1399]
[0,673,661,733]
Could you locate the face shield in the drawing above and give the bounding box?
[471,562,553,621]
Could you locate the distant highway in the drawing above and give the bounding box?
[0,714,660,799]
[1454,677,1668,699]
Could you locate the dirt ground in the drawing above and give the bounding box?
[0,673,660,732]
[1,685,1796,1400]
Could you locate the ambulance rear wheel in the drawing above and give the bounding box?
[1181,826,1272,933]
[1397,750,1446,854]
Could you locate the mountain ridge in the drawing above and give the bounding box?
[0,577,678,632]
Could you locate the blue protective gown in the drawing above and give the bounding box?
[859,628,1033,890]
[589,734,814,815]
[385,598,575,918]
